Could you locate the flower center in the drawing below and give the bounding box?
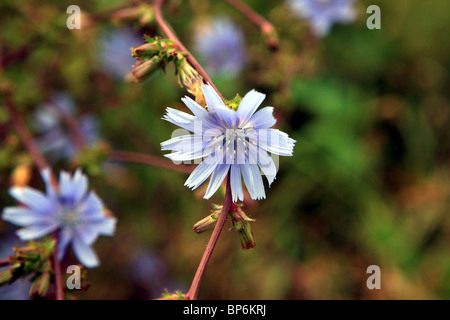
[59,206,81,228]
[221,128,251,163]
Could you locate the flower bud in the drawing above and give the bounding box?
[177,58,205,107]
[262,25,279,52]
[193,212,219,233]
[30,269,51,297]
[126,56,162,83]
[229,205,256,250]
[131,42,162,57]
[15,247,41,261]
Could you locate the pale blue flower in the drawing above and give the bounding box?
[288,0,357,37]
[161,84,295,202]
[194,18,246,76]
[33,92,99,161]
[98,27,142,79]
[2,168,116,268]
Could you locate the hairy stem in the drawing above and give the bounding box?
[153,0,224,100]
[186,175,233,300]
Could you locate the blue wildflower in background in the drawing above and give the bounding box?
[33,92,99,161]
[2,169,116,268]
[98,27,143,80]
[194,18,246,77]
[287,0,357,37]
[161,84,296,202]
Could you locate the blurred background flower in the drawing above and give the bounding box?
[32,92,100,161]
[287,0,358,37]
[97,27,143,80]
[2,169,117,268]
[193,17,247,77]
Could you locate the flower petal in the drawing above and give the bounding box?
[76,225,98,246]
[163,135,216,162]
[257,147,277,186]
[2,207,53,227]
[230,165,244,202]
[181,96,219,128]
[250,164,266,200]
[16,224,58,241]
[71,169,88,203]
[237,90,266,127]
[249,129,296,156]
[59,171,74,202]
[185,159,218,190]
[9,187,53,214]
[161,134,204,152]
[202,84,226,110]
[88,217,117,236]
[40,168,57,198]
[203,84,237,128]
[72,235,100,268]
[57,228,73,261]
[78,192,104,221]
[203,164,230,199]
[162,107,204,134]
[246,107,276,129]
[240,164,255,199]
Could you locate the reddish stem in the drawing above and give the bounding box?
[153,0,224,100]
[49,101,85,152]
[108,150,193,174]
[4,93,49,173]
[52,231,64,300]
[224,0,278,50]
[186,175,233,300]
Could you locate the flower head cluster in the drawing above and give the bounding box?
[33,92,99,161]
[287,0,357,37]
[161,84,295,202]
[193,18,247,76]
[2,169,116,268]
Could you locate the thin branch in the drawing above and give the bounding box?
[186,175,233,300]
[153,0,224,100]
[3,91,49,173]
[108,150,193,174]
[49,101,85,152]
[224,0,279,51]
[88,0,143,24]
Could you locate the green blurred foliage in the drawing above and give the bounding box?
[0,0,449,300]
